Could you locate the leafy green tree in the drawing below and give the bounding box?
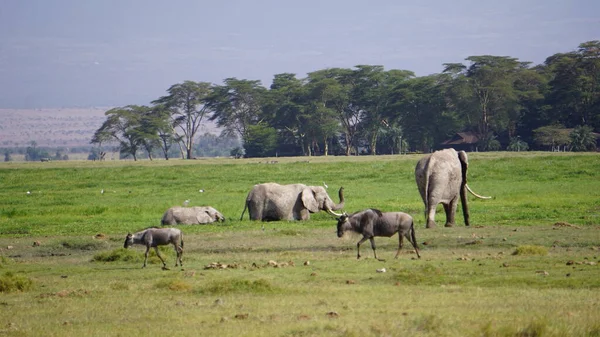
[243,123,278,157]
[570,125,597,151]
[91,106,150,161]
[264,73,308,156]
[388,74,459,152]
[351,66,414,155]
[506,136,529,151]
[305,69,350,155]
[146,105,177,160]
[152,81,214,159]
[533,125,571,151]
[207,78,267,154]
[443,56,526,150]
[545,41,600,130]
[25,141,49,161]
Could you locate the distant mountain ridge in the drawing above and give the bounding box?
[0,108,220,148]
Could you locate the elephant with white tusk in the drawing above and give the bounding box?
[415,148,491,228]
[161,206,225,225]
[240,183,345,221]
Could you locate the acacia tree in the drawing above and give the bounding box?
[387,74,457,152]
[545,41,600,130]
[264,73,308,156]
[351,66,414,155]
[305,69,353,155]
[91,105,149,161]
[152,81,213,159]
[207,78,267,156]
[532,125,572,151]
[443,56,525,150]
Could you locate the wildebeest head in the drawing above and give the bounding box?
[123,233,133,248]
[336,213,350,238]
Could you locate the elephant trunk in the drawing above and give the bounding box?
[332,187,345,211]
[325,187,345,217]
[459,157,470,226]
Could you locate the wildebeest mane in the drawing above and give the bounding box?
[367,208,383,217]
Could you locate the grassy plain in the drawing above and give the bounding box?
[0,152,599,336]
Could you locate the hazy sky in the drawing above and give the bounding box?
[1,0,598,109]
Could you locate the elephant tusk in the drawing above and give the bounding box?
[325,207,344,217]
[466,184,492,199]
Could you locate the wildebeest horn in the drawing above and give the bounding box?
[326,207,343,217]
[466,184,492,199]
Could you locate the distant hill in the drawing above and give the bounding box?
[0,108,221,148]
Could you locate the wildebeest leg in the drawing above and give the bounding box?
[356,236,369,259]
[369,237,384,261]
[143,246,150,268]
[154,247,168,269]
[173,244,183,267]
[395,234,404,259]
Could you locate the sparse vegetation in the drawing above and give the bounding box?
[513,245,549,256]
[0,272,33,292]
[0,153,598,336]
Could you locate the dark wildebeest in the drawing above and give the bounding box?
[336,208,421,261]
[123,227,183,269]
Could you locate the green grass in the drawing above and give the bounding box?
[0,152,599,336]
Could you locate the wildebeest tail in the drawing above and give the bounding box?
[410,220,421,258]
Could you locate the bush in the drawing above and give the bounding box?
[0,272,34,292]
[198,278,274,294]
[92,248,140,262]
[155,279,192,291]
[512,245,548,256]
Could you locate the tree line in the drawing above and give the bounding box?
[91,41,600,159]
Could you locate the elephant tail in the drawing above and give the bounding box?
[240,201,248,220]
[423,156,434,210]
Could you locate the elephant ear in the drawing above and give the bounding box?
[301,188,319,213]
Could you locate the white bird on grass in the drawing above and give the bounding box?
[323,182,328,189]
[183,200,190,207]
[199,189,205,193]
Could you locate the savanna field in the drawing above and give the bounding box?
[0,152,599,337]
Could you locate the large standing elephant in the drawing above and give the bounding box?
[161,206,225,225]
[415,148,491,228]
[240,183,345,221]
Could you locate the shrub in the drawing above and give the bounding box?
[61,238,109,251]
[198,278,274,294]
[92,248,139,262]
[155,279,192,291]
[0,272,34,292]
[512,245,548,256]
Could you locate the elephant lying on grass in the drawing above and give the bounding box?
[161,206,225,225]
[415,148,491,228]
[240,183,345,221]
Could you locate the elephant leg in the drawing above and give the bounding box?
[426,203,437,228]
[444,199,458,227]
